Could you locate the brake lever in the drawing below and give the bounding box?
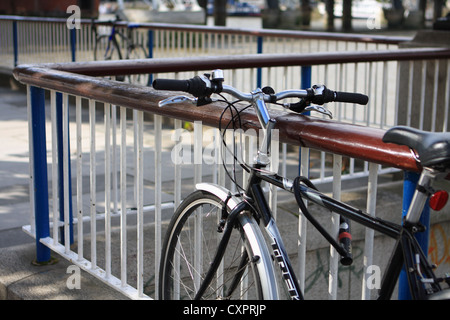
[158,95,219,107]
[303,105,333,119]
[158,95,197,107]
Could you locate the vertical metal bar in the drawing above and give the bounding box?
[70,28,76,62]
[30,86,51,263]
[27,86,36,236]
[419,61,427,130]
[173,118,182,299]
[328,154,342,299]
[380,61,388,128]
[120,106,127,287]
[112,104,118,214]
[301,66,312,89]
[256,36,263,88]
[62,93,72,254]
[50,91,59,245]
[298,147,309,291]
[57,92,74,247]
[154,114,162,297]
[105,103,111,278]
[398,171,430,300]
[444,60,450,132]
[394,61,400,126]
[431,59,439,131]
[147,29,154,85]
[76,96,83,261]
[353,62,359,124]
[269,130,279,220]
[89,99,97,269]
[361,162,379,300]
[13,20,18,66]
[136,110,144,297]
[194,120,203,291]
[133,110,138,208]
[174,119,182,208]
[407,61,414,127]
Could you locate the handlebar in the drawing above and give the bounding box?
[152,70,369,113]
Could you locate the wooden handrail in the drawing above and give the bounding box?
[13,63,420,173]
[38,48,450,76]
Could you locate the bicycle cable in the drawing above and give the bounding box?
[217,94,254,194]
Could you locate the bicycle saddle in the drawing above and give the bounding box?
[383,126,450,169]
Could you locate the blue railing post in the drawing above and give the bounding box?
[256,36,263,88]
[301,66,312,89]
[30,86,51,263]
[70,28,77,62]
[56,93,74,246]
[398,171,430,300]
[13,20,18,67]
[298,66,312,175]
[147,29,154,85]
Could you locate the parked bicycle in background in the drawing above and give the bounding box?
[92,16,149,85]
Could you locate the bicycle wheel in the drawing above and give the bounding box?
[126,44,149,85]
[94,35,122,61]
[159,190,277,300]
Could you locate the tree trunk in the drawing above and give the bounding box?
[214,0,227,26]
[433,0,444,20]
[342,0,352,31]
[326,0,335,30]
[301,0,312,26]
[266,0,280,10]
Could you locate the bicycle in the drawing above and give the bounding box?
[152,69,450,300]
[92,16,149,85]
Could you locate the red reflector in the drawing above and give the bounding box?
[429,190,449,211]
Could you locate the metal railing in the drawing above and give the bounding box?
[0,15,424,185]
[0,15,409,68]
[13,45,450,299]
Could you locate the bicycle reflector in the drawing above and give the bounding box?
[429,190,449,211]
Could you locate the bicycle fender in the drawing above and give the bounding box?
[195,183,243,210]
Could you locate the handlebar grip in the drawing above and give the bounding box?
[338,216,353,266]
[152,79,190,93]
[334,91,369,105]
[153,76,213,97]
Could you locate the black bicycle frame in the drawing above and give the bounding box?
[193,162,439,299]
[246,168,304,300]
[246,166,440,300]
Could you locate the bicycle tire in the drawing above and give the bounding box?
[159,190,277,300]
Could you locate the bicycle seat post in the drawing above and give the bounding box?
[404,167,437,226]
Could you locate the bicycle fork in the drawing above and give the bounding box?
[249,182,304,300]
[265,218,304,300]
